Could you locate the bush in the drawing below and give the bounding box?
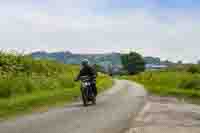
[178,78,200,90]
[187,65,200,74]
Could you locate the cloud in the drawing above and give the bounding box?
[0,1,200,62]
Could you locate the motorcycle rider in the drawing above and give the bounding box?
[75,59,98,97]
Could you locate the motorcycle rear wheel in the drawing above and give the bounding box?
[92,97,96,105]
[81,91,88,106]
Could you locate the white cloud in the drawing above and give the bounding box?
[0,1,200,62]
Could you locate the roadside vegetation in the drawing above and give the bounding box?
[0,52,113,120]
[121,64,200,101]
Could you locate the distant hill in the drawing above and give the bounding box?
[31,51,122,69]
[31,51,174,69]
[144,56,161,65]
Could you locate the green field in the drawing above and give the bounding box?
[121,70,200,100]
[0,53,113,120]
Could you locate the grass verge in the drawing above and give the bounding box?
[0,74,113,121]
[121,71,200,102]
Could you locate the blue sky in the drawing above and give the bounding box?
[157,0,200,8]
[106,0,200,8]
[0,0,200,62]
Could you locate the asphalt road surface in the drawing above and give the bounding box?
[0,80,147,133]
[126,95,200,133]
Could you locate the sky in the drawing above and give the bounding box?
[0,0,200,63]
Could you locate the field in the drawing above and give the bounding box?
[121,69,200,101]
[0,53,113,120]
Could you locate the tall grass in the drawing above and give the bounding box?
[0,52,78,98]
[121,71,200,98]
[0,52,113,120]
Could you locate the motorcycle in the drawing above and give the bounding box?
[79,76,96,106]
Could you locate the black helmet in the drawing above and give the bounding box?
[81,59,89,66]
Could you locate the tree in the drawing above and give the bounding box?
[121,52,145,75]
[198,60,200,65]
[121,54,129,70]
[177,60,183,64]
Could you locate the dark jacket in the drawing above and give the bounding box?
[76,65,97,81]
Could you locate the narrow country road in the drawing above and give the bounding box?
[0,80,147,133]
